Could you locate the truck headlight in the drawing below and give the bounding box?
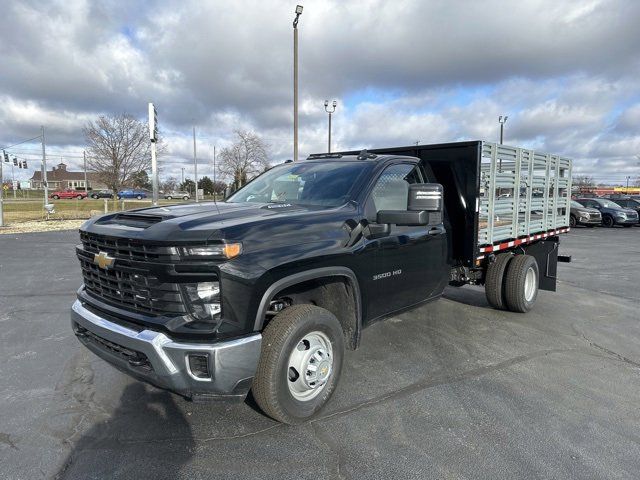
[182,281,221,322]
[179,243,242,259]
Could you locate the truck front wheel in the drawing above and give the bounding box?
[485,253,513,310]
[252,305,344,424]
[504,255,539,313]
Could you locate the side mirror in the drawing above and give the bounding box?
[377,183,443,226]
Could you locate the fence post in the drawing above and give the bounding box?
[104,198,108,214]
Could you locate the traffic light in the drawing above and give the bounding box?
[19,161,23,169]
[23,160,27,168]
[2,150,8,162]
[13,157,18,166]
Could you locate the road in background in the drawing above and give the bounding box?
[1,227,639,479]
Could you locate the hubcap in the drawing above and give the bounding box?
[287,331,333,401]
[524,266,537,302]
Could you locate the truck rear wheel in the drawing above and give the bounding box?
[504,255,539,313]
[252,305,344,424]
[485,253,512,310]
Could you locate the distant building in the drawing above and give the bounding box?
[29,162,107,190]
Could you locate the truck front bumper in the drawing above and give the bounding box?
[70,300,262,401]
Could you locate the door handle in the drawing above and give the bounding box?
[428,226,444,236]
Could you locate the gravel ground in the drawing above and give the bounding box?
[0,219,85,235]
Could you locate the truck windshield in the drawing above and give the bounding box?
[227,161,371,207]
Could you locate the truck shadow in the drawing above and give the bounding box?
[55,382,195,479]
[442,285,492,308]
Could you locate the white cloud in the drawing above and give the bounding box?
[1,0,640,184]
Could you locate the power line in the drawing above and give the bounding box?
[0,135,43,150]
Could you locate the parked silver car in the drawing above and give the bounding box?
[163,191,191,200]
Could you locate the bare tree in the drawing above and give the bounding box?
[84,114,156,193]
[218,130,270,190]
[574,175,595,188]
[161,176,179,192]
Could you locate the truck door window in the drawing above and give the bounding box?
[366,164,422,220]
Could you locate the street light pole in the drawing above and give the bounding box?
[293,5,303,161]
[324,100,337,153]
[626,175,631,192]
[181,167,185,185]
[193,125,198,202]
[498,115,508,145]
[41,126,48,207]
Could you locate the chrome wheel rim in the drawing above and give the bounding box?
[287,331,333,401]
[524,266,537,302]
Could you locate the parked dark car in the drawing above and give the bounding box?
[570,200,601,227]
[90,190,114,199]
[575,198,639,227]
[607,197,640,223]
[117,189,148,200]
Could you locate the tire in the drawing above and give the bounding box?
[76,195,83,200]
[52,195,59,200]
[166,196,172,200]
[569,215,576,228]
[117,195,122,200]
[602,215,614,228]
[252,305,345,424]
[504,255,539,313]
[183,196,189,200]
[136,195,142,200]
[485,253,513,310]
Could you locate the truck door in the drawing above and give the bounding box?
[363,163,448,319]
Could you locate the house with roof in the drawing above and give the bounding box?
[29,162,108,191]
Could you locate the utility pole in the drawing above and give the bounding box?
[324,100,337,153]
[293,5,303,161]
[11,158,16,199]
[193,125,198,202]
[626,175,631,192]
[41,126,48,207]
[181,167,185,185]
[83,151,88,195]
[149,103,159,206]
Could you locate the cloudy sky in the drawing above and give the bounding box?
[1,0,639,184]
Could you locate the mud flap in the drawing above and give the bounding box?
[522,237,559,292]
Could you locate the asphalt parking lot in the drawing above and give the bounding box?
[1,226,640,480]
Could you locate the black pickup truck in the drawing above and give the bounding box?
[70,141,571,424]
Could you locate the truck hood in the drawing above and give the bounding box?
[81,201,353,245]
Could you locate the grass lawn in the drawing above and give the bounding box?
[1,198,199,223]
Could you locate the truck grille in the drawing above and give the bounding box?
[77,232,187,316]
[79,231,178,262]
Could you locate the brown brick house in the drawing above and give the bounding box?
[30,163,107,190]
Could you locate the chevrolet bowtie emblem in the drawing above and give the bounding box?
[94,251,115,269]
